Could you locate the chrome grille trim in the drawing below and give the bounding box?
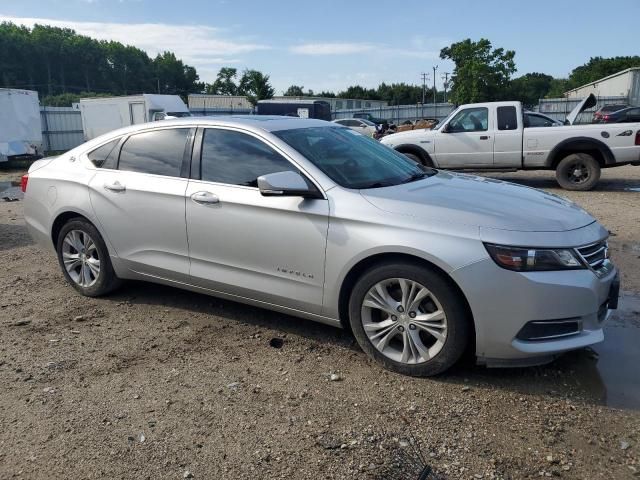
[575,240,610,276]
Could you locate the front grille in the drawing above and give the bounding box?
[576,240,608,271]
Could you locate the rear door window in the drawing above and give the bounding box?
[497,106,518,130]
[118,128,190,177]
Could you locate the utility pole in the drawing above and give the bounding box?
[432,65,438,104]
[421,72,430,104]
[442,72,450,103]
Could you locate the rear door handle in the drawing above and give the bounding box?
[104,181,126,192]
[191,191,219,205]
[480,135,490,140]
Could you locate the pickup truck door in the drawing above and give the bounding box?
[493,105,523,167]
[435,106,494,167]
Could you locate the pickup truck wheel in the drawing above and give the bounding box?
[403,153,422,165]
[555,153,601,191]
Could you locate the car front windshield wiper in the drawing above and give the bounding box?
[400,170,435,184]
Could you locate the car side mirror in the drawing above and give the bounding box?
[441,123,450,133]
[257,171,322,199]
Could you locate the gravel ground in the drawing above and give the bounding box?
[1,166,639,479]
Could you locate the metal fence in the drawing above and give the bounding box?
[40,106,84,152]
[535,96,628,124]
[332,103,455,124]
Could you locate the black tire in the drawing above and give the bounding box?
[555,153,601,191]
[403,152,423,165]
[348,261,471,376]
[401,151,434,168]
[55,218,122,297]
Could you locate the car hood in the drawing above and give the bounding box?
[565,93,597,125]
[360,171,595,232]
[381,128,436,145]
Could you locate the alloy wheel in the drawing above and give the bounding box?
[62,230,101,287]
[360,278,448,364]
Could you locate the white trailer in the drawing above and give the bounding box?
[79,94,191,140]
[0,89,43,162]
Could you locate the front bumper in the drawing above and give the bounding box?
[451,256,619,366]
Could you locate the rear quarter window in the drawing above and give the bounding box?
[87,139,120,168]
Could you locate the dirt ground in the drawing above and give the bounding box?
[1,166,639,480]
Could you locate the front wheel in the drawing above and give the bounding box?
[348,262,471,376]
[555,153,601,191]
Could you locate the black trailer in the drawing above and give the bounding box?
[256,99,331,121]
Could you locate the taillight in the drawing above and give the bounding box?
[20,174,28,192]
[635,131,640,146]
[603,115,610,121]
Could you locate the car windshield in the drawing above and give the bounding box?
[360,119,376,126]
[274,126,435,189]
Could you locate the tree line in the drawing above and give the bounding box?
[0,22,201,101]
[2,22,638,109]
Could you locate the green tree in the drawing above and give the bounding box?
[440,38,516,104]
[508,72,554,108]
[206,67,238,95]
[283,85,305,96]
[338,85,379,100]
[238,69,274,106]
[545,78,569,98]
[0,21,202,97]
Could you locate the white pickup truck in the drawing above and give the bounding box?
[380,95,640,190]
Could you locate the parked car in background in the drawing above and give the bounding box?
[524,111,564,127]
[593,106,640,124]
[23,116,619,376]
[381,95,640,190]
[353,112,388,126]
[332,118,377,136]
[593,104,629,122]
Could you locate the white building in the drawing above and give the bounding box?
[272,96,388,111]
[188,94,253,110]
[565,67,640,105]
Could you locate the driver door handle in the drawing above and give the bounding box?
[104,181,126,192]
[480,135,490,140]
[191,191,219,205]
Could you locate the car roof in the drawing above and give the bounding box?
[72,116,340,154]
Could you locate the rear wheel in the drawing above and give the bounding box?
[56,218,121,296]
[555,153,601,191]
[348,262,471,376]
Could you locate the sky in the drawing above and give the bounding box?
[1,0,639,94]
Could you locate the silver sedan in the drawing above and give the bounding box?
[23,116,619,375]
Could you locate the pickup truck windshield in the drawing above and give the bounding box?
[274,126,435,189]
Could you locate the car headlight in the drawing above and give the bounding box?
[484,244,585,272]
